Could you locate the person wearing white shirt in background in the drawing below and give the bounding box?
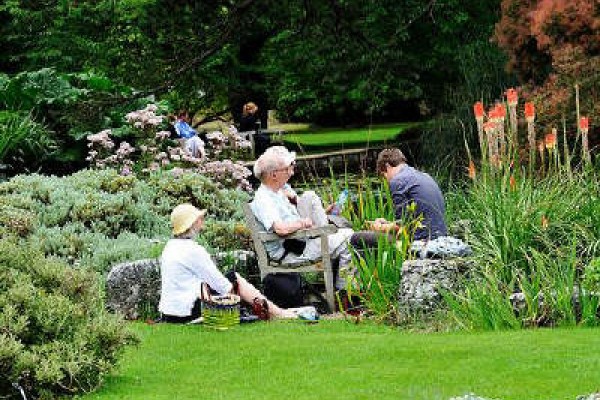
[159,203,299,323]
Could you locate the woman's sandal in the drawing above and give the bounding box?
[252,297,270,321]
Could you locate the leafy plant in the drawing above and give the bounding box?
[0,239,137,399]
[0,168,250,274]
[349,233,408,321]
[0,111,56,167]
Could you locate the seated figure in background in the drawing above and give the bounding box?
[250,146,355,290]
[159,203,299,323]
[373,148,447,239]
[173,111,205,158]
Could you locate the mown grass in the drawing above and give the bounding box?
[82,321,600,400]
[281,123,418,148]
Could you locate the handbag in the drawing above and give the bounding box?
[200,283,241,330]
[282,238,307,256]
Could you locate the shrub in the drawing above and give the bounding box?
[0,168,250,274]
[85,104,253,191]
[0,205,37,237]
[0,239,137,399]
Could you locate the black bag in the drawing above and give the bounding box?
[263,273,304,308]
[262,273,331,313]
[282,238,307,256]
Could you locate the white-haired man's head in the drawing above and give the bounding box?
[253,146,296,182]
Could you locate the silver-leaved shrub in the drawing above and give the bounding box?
[0,168,250,274]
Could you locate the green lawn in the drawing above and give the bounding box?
[82,321,600,400]
[280,123,418,148]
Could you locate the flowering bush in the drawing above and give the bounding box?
[470,87,592,174]
[204,125,252,158]
[86,104,252,191]
[438,87,600,330]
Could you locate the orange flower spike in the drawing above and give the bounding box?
[468,160,476,180]
[544,130,557,149]
[496,103,507,119]
[579,116,589,133]
[489,105,502,122]
[506,88,518,107]
[509,175,516,191]
[541,215,549,230]
[524,102,535,123]
[483,121,496,133]
[473,101,484,121]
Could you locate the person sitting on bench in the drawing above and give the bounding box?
[173,111,206,158]
[250,146,355,290]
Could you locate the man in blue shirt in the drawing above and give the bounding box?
[369,148,447,240]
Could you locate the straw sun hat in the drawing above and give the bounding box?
[171,203,207,236]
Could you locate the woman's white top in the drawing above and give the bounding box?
[158,239,233,317]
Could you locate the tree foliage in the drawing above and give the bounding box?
[495,0,600,123]
[0,0,509,167]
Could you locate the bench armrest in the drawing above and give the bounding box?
[257,225,337,241]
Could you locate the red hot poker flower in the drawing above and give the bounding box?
[544,130,557,149]
[524,102,535,122]
[496,103,506,119]
[579,116,589,132]
[468,160,476,180]
[483,121,496,133]
[473,101,484,120]
[506,88,518,106]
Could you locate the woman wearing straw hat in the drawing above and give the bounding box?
[159,203,301,323]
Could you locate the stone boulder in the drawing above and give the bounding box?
[398,258,473,313]
[106,258,161,320]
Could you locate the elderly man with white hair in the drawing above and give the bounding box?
[250,146,355,290]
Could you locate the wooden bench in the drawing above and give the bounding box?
[243,203,337,312]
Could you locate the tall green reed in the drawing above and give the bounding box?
[443,266,521,331]
[349,235,407,321]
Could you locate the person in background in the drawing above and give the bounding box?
[250,146,355,290]
[159,203,300,323]
[173,111,205,158]
[239,102,260,132]
[240,102,273,156]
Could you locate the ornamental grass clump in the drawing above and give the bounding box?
[443,85,598,330]
[324,177,416,322]
[0,238,137,399]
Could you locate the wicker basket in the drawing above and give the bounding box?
[201,284,240,330]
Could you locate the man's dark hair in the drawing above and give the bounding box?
[376,148,407,173]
